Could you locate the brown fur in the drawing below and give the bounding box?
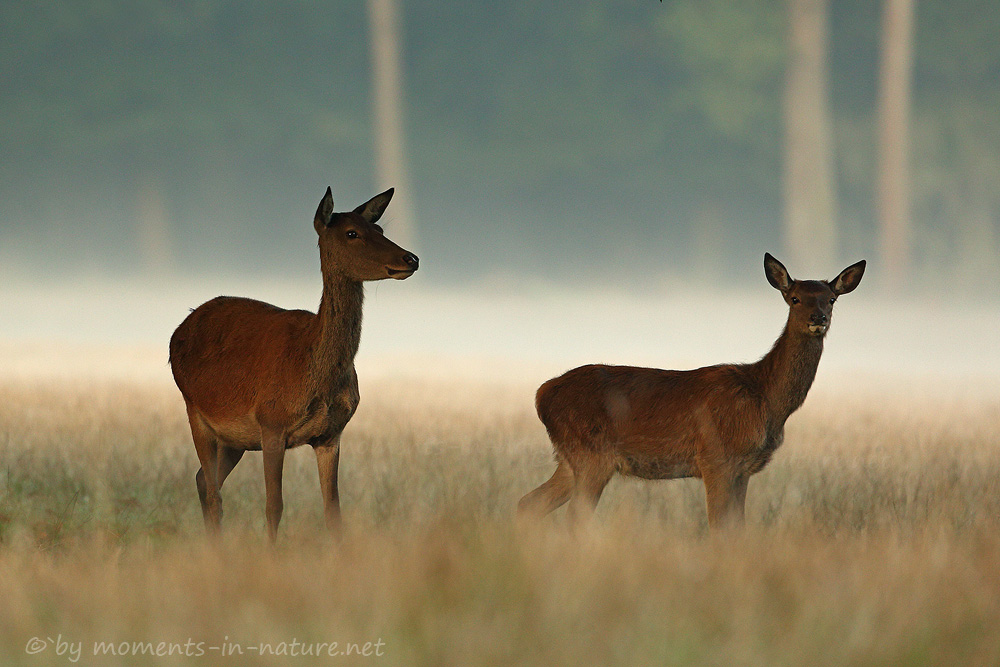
[169,187,418,540]
[518,253,865,528]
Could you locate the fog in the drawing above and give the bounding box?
[1,1,999,386]
[2,274,997,396]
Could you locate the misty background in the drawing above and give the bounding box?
[1,1,999,383]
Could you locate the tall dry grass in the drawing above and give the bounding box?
[0,374,999,666]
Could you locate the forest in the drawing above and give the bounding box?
[1,0,998,290]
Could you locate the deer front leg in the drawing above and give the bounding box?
[702,464,749,529]
[314,435,342,533]
[262,431,286,542]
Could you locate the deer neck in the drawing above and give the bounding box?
[309,273,364,392]
[755,319,824,424]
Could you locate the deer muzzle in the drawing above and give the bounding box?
[386,252,419,279]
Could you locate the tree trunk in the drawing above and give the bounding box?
[783,0,837,271]
[136,175,174,276]
[368,0,416,248]
[877,0,916,291]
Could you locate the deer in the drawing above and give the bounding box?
[518,253,865,528]
[169,186,418,541]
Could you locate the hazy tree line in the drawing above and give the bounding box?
[0,0,997,292]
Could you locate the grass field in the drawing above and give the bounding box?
[1,370,999,666]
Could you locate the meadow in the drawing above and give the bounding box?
[0,366,999,666]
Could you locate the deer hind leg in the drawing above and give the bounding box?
[188,408,222,534]
[517,457,575,519]
[566,456,614,527]
[217,446,245,489]
[195,445,245,531]
[702,465,749,529]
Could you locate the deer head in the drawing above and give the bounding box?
[764,253,865,336]
[313,187,419,281]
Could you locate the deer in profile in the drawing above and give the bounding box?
[518,253,865,528]
[169,187,418,541]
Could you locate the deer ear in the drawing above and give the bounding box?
[353,188,394,223]
[764,253,793,292]
[830,259,866,295]
[314,187,335,234]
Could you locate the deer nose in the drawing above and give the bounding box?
[402,253,419,269]
[810,312,828,325]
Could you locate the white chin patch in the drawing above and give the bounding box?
[808,325,828,335]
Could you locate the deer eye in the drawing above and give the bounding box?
[790,296,800,305]
[829,297,836,304]
[346,230,358,239]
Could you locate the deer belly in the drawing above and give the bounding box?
[618,454,698,480]
[202,414,263,450]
